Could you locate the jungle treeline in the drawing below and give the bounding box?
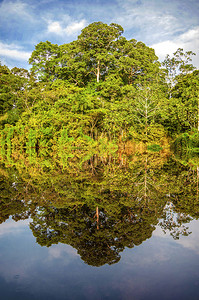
[0,22,199,153]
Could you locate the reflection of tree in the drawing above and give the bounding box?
[158,157,199,239]
[162,157,199,219]
[30,204,157,266]
[159,202,193,239]
[0,152,199,266]
[0,167,30,223]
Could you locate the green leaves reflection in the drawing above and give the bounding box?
[30,204,155,266]
[0,150,198,266]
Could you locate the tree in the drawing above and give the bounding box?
[161,49,197,136]
[77,22,124,83]
[0,65,30,126]
[29,41,59,81]
[126,83,166,141]
[162,48,196,96]
[115,38,161,85]
[164,70,199,135]
[2,22,198,149]
[57,41,88,86]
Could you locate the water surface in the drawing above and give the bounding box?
[0,151,199,299]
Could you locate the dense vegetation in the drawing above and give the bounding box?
[0,22,199,153]
[1,149,198,266]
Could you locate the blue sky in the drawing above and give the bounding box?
[0,0,199,69]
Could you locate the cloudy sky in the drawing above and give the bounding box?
[0,0,199,69]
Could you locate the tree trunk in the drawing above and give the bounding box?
[96,206,99,230]
[145,96,148,140]
[144,156,147,202]
[97,60,100,83]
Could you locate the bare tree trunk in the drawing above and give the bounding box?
[144,156,147,202]
[97,60,100,83]
[96,206,99,230]
[145,94,148,141]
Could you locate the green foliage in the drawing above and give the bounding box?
[0,151,198,265]
[147,144,163,152]
[0,22,198,152]
[174,131,199,155]
[162,48,196,88]
[26,128,37,148]
[29,41,59,81]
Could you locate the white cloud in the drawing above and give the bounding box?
[175,220,199,255]
[0,42,31,61]
[0,218,30,236]
[114,0,199,49]
[47,19,87,36]
[115,0,199,68]
[155,219,199,255]
[151,26,199,67]
[48,244,78,260]
[48,21,63,35]
[151,41,179,59]
[0,0,33,20]
[115,1,180,35]
[178,27,199,44]
[64,19,87,35]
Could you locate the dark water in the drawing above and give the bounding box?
[0,150,199,299]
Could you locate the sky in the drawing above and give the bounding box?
[0,0,199,69]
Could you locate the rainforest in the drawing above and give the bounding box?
[0,22,199,155]
[0,22,199,300]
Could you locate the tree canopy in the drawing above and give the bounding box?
[0,22,198,154]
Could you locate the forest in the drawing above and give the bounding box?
[0,22,199,155]
[0,22,199,269]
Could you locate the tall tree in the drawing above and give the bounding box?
[0,65,30,126]
[29,41,59,81]
[77,22,124,83]
[162,48,196,96]
[115,38,161,85]
[170,70,199,133]
[131,83,166,141]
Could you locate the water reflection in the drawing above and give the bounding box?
[0,149,198,267]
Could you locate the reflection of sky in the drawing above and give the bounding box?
[0,218,79,279]
[48,244,78,260]
[0,217,199,299]
[0,217,30,236]
[154,219,199,255]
